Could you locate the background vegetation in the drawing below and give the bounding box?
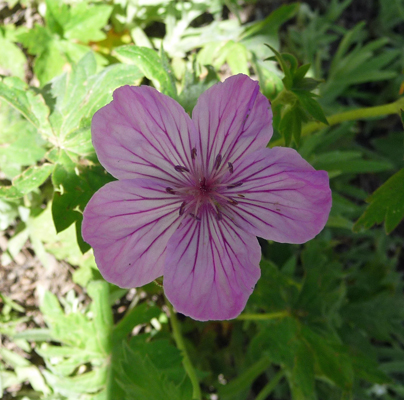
[0,0,403,399]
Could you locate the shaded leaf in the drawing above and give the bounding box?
[115,45,176,97]
[353,168,404,233]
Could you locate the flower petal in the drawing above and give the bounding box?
[92,85,198,185]
[164,207,261,321]
[82,179,183,288]
[192,74,272,173]
[222,147,332,244]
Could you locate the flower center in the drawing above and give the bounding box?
[168,149,244,221]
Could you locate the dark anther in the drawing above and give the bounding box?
[227,181,243,189]
[191,148,197,159]
[228,162,233,173]
[190,213,201,221]
[227,198,238,205]
[199,177,208,192]
[214,154,222,170]
[179,201,186,216]
[175,165,190,173]
[216,208,223,221]
[237,194,245,198]
[166,187,176,195]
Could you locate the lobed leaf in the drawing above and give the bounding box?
[354,168,404,234]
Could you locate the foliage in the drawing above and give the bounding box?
[0,0,403,399]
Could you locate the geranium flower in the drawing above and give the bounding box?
[82,74,331,321]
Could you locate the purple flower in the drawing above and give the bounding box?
[82,74,331,321]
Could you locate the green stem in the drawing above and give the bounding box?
[165,298,202,400]
[236,310,290,321]
[270,97,404,147]
[255,370,285,400]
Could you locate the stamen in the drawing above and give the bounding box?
[228,162,233,173]
[237,194,245,198]
[214,154,222,170]
[166,187,176,195]
[175,165,190,173]
[227,198,238,205]
[227,181,243,189]
[179,201,187,216]
[191,148,197,159]
[216,207,223,221]
[190,213,201,221]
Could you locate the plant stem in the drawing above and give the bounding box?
[255,370,285,400]
[236,310,290,321]
[270,97,404,147]
[165,298,202,400]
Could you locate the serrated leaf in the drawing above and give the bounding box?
[302,327,354,390]
[114,45,176,97]
[51,162,113,233]
[293,90,328,125]
[293,63,310,82]
[12,164,54,195]
[33,39,68,86]
[0,78,54,140]
[15,365,50,395]
[117,343,189,400]
[264,44,293,89]
[42,368,107,397]
[354,168,404,233]
[50,52,143,151]
[64,3,113,43]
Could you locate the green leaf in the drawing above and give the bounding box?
[33,39,68,86]
[293,90,328,125]
[0,77,54,140]
[117,343,189,400]
[16,24,53,55]
[42,368,107,397]
[226,42,249,75]
[113,303,161,343]
[12,164,54,195]
[15,365,51,395]
[264,44,293,90]
[0,37,26,80]
[241,3,299,42]
[289,342,316,400]
[87,281,113,355]
[303,327,354,391]
[218,357,271,399]
[128,338,186,385]
[64,3,113,43]
[45,0,69,36]
[50,52,143,150]
[114,45,176,97]
[51,162,113,233]
[279,104,302,146]
[353,168,404,234]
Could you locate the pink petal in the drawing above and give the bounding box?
[222,147,332,244]
[164,206,261,321]
[92,85,198,185]
[82,179,183,288]
[192,74,272,173]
